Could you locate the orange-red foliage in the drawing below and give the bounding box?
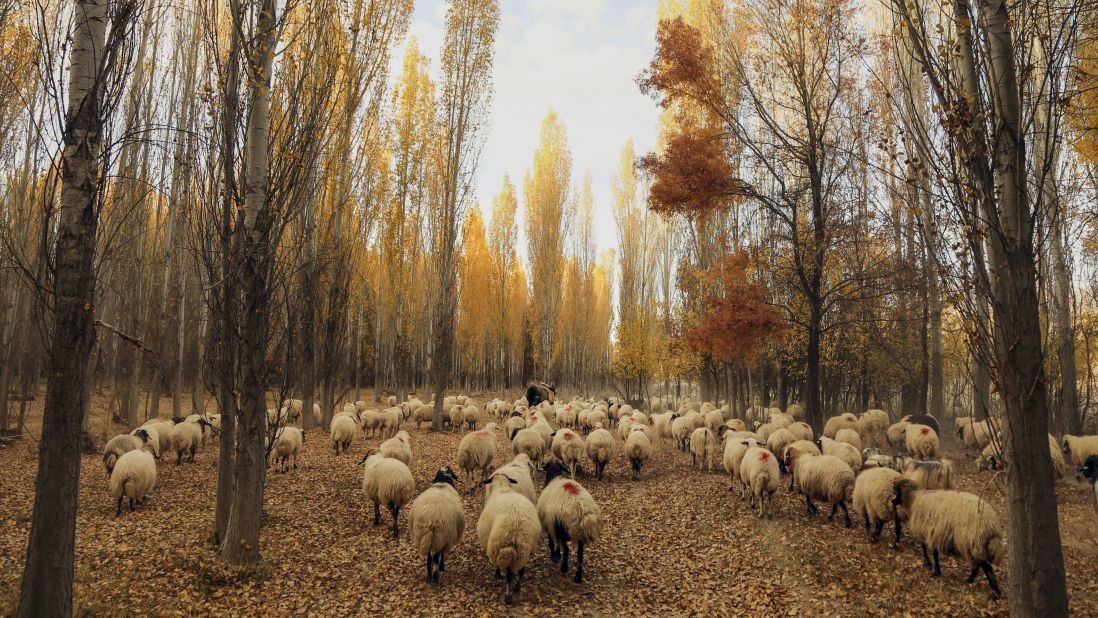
[637,17,711,107]
[685,253,786,363]
[638,129,737,216]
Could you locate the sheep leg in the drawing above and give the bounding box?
[839,501,852,528]
[494,568,502,580]
[921,544,933,570]
[805,495,816,514]
[390,505,401,538]
[560,540,570,575]
[574,542,585,583]
[891,518,902,550]
[932,549,941,576]
[517,567,526,591]
[828,503,838,521]
[504,569,514,605]
[871,520,884,543]
[426,552,435,584]
[373,502,381,526]
[438,551,446,572]
[176,451,183,466]
[189,446,197,463]
[115,497,123,517]
[980,561,1001,599]
[548,537,560,563]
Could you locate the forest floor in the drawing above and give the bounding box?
[0,390,1096,616]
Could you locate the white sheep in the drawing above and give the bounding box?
[448,404,466,431]
[651,412,679,446]
[537,461,602,583]
[412,404,436,430]
[511,427,547,471]
[817,436,863,473]
[109,442,158,516]
[1080,456,1098,513]
[886,420,909,452]
[103,429,152,476]
[671,416,695,452]
[585,424,614,480]
[961,419,999,450]
[378,407,402,438]
[724,418,747,433]
[361,409,381,438]
[739,444,780,518]
[625,427,653,481]
[268,426,304,473]
[171,419,208,465]
[457,423,499,485]
[787,448,856,528]
[905,424,939,460]
[505,413,526,439]
[689,427,719,472]
[898,456,955,490]
[891,478,1003,599]
[723,433,753,492]
[138,420,172,457]
[852,466,903,546]
[379,430,412,465]
[1062,434,1098,468]
[857,409,890,449]
[478,470,542,605]
[490,454,538,504]
[823,413,858,439]
[361,451,415,538]
[834,428,862,452]
[409,467,465,585]
[330,414,358,454]
[765,428,797,469]
[550,428,586,479]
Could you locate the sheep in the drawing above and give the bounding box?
[527,414,553,446]
[379,430,412,465]
[786,402,805,420]
[138,419,172,457]
[550,428,585,479]
[625,427,653,481]
[817,436,863,473]
[109,442,158,516]
[378,407,403,438]
[739,444,780,518]
[505,413,526,438]
[1080,456,1098,513]
[103,430,150,476]
[616,416,635,442]
[886,420,909,452]
[786,448,856,527]
[585,424,615,480]
[330,414,358,454]
[823,413,858,439]
[479,470,543,604]
[412,404,436,430]
[1048,434,1068,480]
[361,409,381,438]
[704,410,724,433]
[724,418,747,433]
[448,404,466,431]
[689,427,719,472]
[961,419,999,450]
[768,411,794,428]
[781,439,822,490]
[891,478,1003,598]
[185,413,214,447]
[171,419,208,465]
[765,428,797,470]
[269,426,304,473]
[900,414,941,436]
[409,467,465,585]
[1062,434,1098,469]
[852,466,904,546]
[862,447,897,470]
[511,427,547,471]
[834,428,862,452]
[898,456,955,490]
[651,412,679,445]
[671,416,695,452]
[557,405,578,429]
[905,424,939,460]
[754,421,781,441]
[361,451,415,538]
[457,423,498,486]
[857,409,890,448]
[492,454,538,504]
[536,461,602,584]
[584,408,608,434]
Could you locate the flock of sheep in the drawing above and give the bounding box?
[94,391,1098,606]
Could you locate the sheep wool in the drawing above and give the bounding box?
[892,479,1003,599]
[786,421,813,442]
[269,427,304,473]
[625,428,653,481]
[671,416,695,452]
[690,427,719,472]
[330,414,358,455]
[537,462,602,583]
[818,436,863,473]
[899,457,955,490]
[551,429,586,479]
[412,404,436,430]
[585,424,615,480]
[886,421,909,452]
[852,466,904,546]
[511,427,547,471]
[409,467,465,585]
[834,428,862,452]
[478,472,542,605]
[739,446,780,518]
[765,428,797,468]
[170,420,205,465]
[491,454,538,504]
[905,424,939,460]
[362,452,415,538]
[109,446,158,516]
[789,450,856,528]
[379,430,413,465]
[103,431,148,476]
[823,413,858,439]
[457,424,499,484]
[1062,434,1098,468]
[651,412,679,445]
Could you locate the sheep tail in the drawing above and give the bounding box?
[494,546,519,571]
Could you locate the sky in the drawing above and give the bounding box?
[395,0,662,256]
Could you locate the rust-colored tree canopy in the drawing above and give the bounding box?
[638,128,738,216]
[685,253,786,363]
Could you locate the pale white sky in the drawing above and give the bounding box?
[396,0,662,256]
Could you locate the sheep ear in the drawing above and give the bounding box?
[508,477,517,484]
[482,477,492,485]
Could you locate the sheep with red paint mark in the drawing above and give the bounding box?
[550,428,586,479]
[537,461,602,583]
[905,424,940,460]
[739,443,780,518]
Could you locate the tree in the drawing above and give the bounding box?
[429,0,500,428]
[17,1,140,614]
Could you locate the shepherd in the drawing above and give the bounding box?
[526,381,556,407]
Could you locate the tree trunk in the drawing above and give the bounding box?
[220,0,277,566]
[17,1,107,614]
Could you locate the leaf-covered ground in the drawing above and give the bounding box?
[1,396,1096,616]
